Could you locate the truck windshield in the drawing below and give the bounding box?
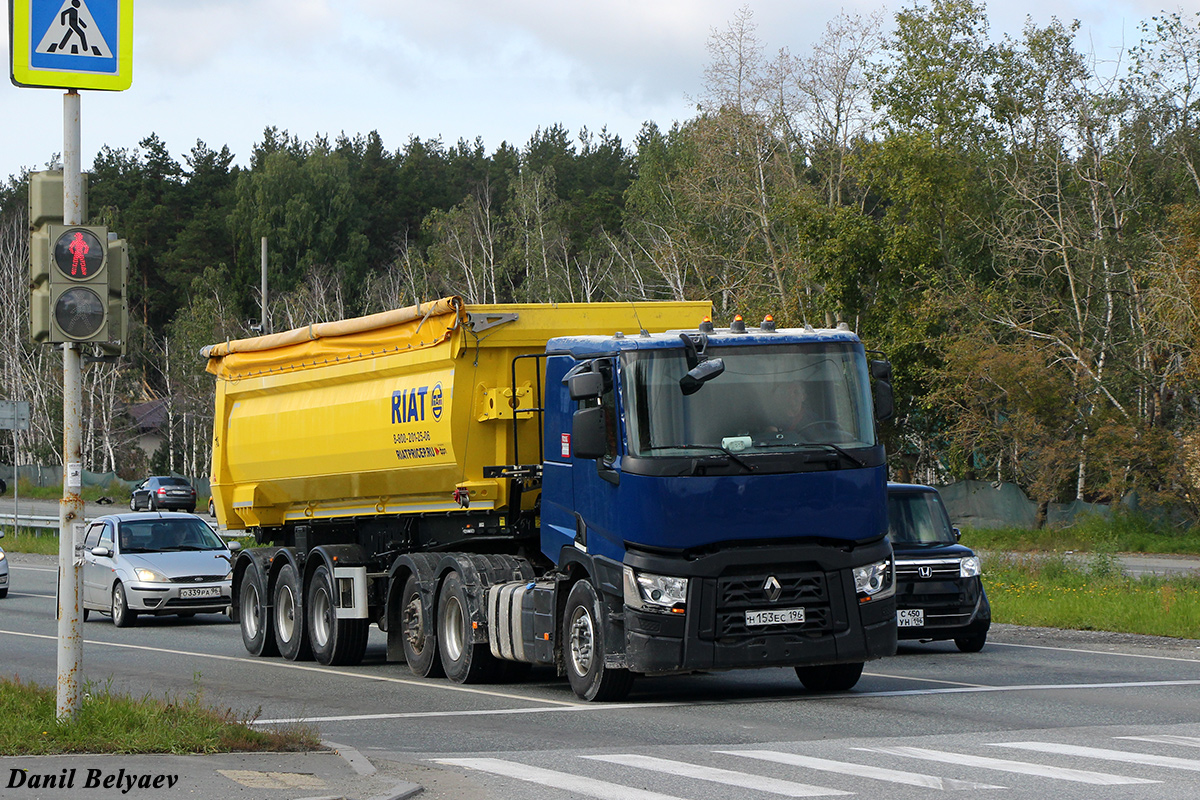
[624,342,876,457]
[887,491,957,545]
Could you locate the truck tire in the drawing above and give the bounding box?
[563,580,633,702]
[273,562,312,661]
[795,662,864,692]
[240,568,279,657]
[437,571,496,683]
[307,564,369,666]
[400,574,443,678]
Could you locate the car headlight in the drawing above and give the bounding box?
[960,556,982,578]
[623,566,688,613]
[853,558,895,602]
[134,567,167,583]
[0,551,6,562]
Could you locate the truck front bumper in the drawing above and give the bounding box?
[621,537,897,675]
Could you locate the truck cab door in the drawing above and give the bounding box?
[569,359,625,562]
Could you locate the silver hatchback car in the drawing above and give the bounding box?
[81,513,240,626]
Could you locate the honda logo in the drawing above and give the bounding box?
[763,576,782,602]
[918,566,933,579]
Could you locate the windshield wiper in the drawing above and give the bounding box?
[641,444,757,472]
[802,443,865,468]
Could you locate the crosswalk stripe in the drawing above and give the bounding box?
[856,746,1158,785]
[720,749,1005,790]
[582,754,849,797]
[433,758,689,800]
[1118,735,1200,749]
[996,742,1200,772]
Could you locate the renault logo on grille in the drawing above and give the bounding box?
[763,576,782,602]
[918,566,933,579]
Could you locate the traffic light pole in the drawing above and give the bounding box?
[57,89,85,722]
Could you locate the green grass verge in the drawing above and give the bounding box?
[0,677,320,756]
[983,553,1200,638]
[961,510,1200,555]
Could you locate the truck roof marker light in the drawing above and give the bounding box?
[730,315,746,333]
[699,317,714,333]
[760,315,776,332]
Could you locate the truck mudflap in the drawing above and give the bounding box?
[621,537,898,675]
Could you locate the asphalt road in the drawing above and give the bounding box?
[3,551,1200,800]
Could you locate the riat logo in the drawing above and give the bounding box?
[431,382,444,420]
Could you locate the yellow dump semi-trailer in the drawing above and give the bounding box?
[205,297,709,531]
[205,296,898,701]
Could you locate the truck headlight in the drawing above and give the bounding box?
[960,556,982,578]
[623,566,688,613]
[134,568,167,583]
[853,558,895,602]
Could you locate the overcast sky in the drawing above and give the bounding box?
[1,0,1185,182]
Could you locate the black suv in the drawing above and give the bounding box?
[129,476,197,513]
[888,483,990,652]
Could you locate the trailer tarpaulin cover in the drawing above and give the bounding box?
[202,297,462,380]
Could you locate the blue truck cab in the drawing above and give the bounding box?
[532,320,898,699]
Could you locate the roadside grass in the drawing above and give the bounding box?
[0,676,321,756]
[962,510,1200,555]
[983,552,1200,638]
[8,478,131,503]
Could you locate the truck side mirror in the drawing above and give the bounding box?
[568,371,604,401]
[870,359,894,421]
[571,406,608,459]
[679,358,725,395]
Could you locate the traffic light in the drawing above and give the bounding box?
[27,170,126,352]
[46,223,111,343]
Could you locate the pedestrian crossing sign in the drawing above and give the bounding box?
[9,0,134,91]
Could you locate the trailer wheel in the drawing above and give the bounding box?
[273,562,312,661]
[437,571,496,684]
[240,567,279,657]
[400,574,443,677]
[563,580,633,702]
[307,564,369,666]
[795,661,864,692]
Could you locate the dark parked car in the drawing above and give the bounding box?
[130,476,197,512]
[888,483,991,652]
[81,512,238,626]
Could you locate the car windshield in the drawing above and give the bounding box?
[624,342,876,457]
[117,519,225,553]
[888,491,957,545]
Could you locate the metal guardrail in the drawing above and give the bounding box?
[0,512,62,529]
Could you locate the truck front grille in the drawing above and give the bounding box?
[713,571,831,638]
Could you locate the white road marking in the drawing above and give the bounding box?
[434,758,689,800]
[991,641,1200,665]
[858,745,1158,785]
[582,753,850,797]
[996,741,1200,772]
[1118,735,1200,749]
[721,749,1005,790]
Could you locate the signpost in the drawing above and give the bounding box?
[0,401,31,544]
[9,0,134,722]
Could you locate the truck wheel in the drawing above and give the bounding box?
[955,632,987,653]
[400,574,443,678]
[240,568,278,657]
[437,571,496,683]
[563,580,633,702]
[307,564,369,666]
[795,662,864,692]
[111,582,137,628]
[272,563,312,661]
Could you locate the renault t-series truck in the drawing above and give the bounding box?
[205,297,897,701]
